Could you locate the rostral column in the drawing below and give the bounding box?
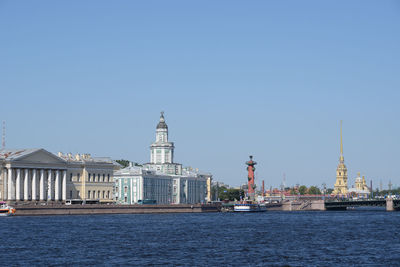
[246,155,257,200]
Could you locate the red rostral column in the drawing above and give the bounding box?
[246,155,257,199]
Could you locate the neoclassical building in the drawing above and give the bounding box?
[0,149,68,202]
[57,152,116,202]
[114,164,209,205]
[115,112,212,204]
[333,121,348,195]
[0,148,115,203]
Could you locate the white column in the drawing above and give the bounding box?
[55,170,60,201]
[3,168,7,200]
[24,169,29,201]
[39,169,45,201]
[62,170,67,201]
[32,169,37,201]
[7,168,13,200]
[47,170,52,201]
[16,168,21,201]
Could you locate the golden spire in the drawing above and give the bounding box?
[340,120,344,162]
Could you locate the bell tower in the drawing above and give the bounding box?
[333,121,348,195]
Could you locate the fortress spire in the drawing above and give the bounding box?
[340,120,344,162]
[333,120,348,195]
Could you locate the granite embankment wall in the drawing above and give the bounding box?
[14,204,221,216]
[281,200,325,211]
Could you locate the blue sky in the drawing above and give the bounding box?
[1,1,399,189]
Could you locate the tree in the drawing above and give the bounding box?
[308,186,321,195]
[217,187,243,201]
[116,159,130,168]
[298,185,307,195]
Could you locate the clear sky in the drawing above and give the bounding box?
[1,1,399,189]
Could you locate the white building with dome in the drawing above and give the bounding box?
[348,172,370,198]
[114,112,212,204]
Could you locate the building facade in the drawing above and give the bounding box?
[114,165,208,205]
[0,148,115,203]
[333,121,348,195]
[58,152,116,202]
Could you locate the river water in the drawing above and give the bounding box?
[1,210,399,266]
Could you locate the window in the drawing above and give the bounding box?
[124,186,128,193]
[88,190,91,199]
[107,174,110,182]
[107,191,110,199]
[88,174,91,182]
[77,173,80,182]
[98,190,100,198]
[77,190,80,198]
[102,191,105,199]
[98,174,100,182]
[103,174,105,182]
[124,196,127,203]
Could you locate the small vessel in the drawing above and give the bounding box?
[234,202,267,212]
[0,202,16,216]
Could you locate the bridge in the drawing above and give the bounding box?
[325,199,400,211]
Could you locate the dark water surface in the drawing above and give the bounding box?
[1,211,400,266]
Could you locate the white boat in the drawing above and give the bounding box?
[234,203,267,212]
[0,202,16,216]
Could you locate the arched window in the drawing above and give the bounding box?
[77,173,80,182]
[88,190,91,199]
[103,174,105,182]
[69,173,72,182]
[98,174,100,182]
[98,190,100,198]
[88,173,91,182]
[102,191,105,199]
[107,174,110,182]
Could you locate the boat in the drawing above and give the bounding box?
[234,202,267,212]
[0,202,16,216]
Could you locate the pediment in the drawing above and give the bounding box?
[13,149,66,164]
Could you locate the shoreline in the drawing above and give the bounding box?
[12,203,221,216]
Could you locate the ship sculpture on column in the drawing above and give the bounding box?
[246,155,257,200]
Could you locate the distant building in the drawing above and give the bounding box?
[114,112,212,204]
[348,172,370,198]
[333,121,348,195]
[0,149,115,203]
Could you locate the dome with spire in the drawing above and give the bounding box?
[156,111,168,129]
[355,172,362,183]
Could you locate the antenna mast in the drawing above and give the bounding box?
[2,121,5,149]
